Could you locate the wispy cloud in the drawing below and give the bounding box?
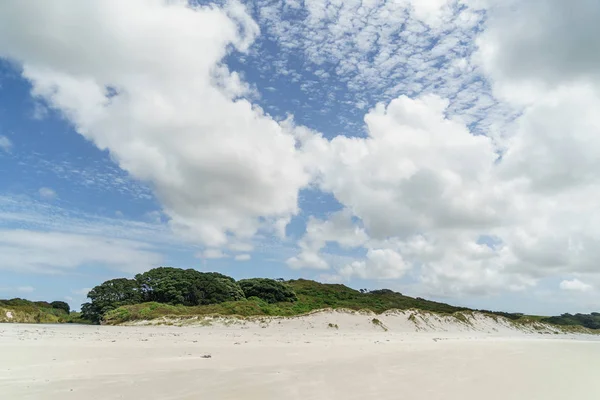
[0,285,35,294]
[0,135,12,152]
[38,187,57,200]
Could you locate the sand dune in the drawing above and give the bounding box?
[1,311,599,399]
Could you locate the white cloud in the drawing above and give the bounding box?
[144,211,163,224]
[201,249,228,259]
[0,135,12,152]
[286,208,368,269]
[0,0,308,249]
[300,95,503,239]
[38,187,57,200]
[287,250,329,270]
[0,195,180,246]
[0,229,163,274]
[228,242,254,252]
[234,254,251,261]
[560,279,593,293]
[477,0,600,105]
[31,101,48,120]
[293,88,600,295]
[64,296,73,301]
[250,0,502,132]
[338,249,410,280]
[0,285,35,294]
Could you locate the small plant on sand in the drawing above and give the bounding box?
[328,323,339,329]
[371,318,388,331]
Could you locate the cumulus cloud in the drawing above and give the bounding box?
[286,209,368,269]
[0,135,12,152]
[338,249,410,280]
[0,0,308,248]
[292,87,600,294]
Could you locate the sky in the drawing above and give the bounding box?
[1,0,600,315]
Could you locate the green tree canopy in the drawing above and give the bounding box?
[50,301,70,314]
[81,278,142,323]
[135,267,245,306]
[238,278,298,303]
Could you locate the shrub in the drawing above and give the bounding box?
[238,278,298,304]
[51,301,70,314]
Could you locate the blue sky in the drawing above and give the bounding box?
[1,0,600,315]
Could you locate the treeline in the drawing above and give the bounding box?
[541,313,600,329]
[81,267,297,322]
[79,268,542,324]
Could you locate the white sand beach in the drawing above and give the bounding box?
[1,311,600,399]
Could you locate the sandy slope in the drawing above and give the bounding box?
[1,311,600,399]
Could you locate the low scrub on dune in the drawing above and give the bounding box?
[101,277,527,325]
[0,298,89,324]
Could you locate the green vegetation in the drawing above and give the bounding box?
[50,301,70,314]
[99,277,489,324]
[0,298,89,324]
[371,318,388,331]
[238,278,298,303]
[541,313,600,329]
[136,267,245,305]
[3,267,599,332]
[81,278,143,323]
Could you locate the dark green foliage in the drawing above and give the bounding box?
[135,267,245,306]
[81,278,142,323]
[238,278,297,303]
[477,309,522,320]
[369,289,398,296]
[542,313,600,329]
[50,301,70,314]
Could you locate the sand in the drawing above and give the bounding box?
[1,311,600,399]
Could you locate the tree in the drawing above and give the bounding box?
[238,278,298,304]
[135,267,245,306]
[81,278,142,323]
[51,301,70,314]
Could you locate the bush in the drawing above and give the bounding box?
[51,301,70,314]
[238,278,298,304]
